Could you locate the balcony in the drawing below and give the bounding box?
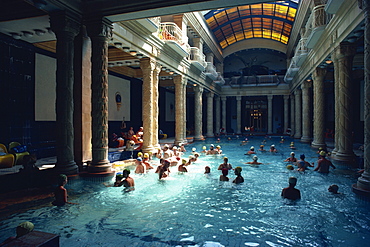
[136,17,161,33]
[226,75,283,87]
[215,72,225,85]
[284,58,299,83]
[325,0,345,14]
[205,62,218,80]
[305,5,330,49]
[295,38,309,66]
[159,22,190,57]
[189,47,207,71]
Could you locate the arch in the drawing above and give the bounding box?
[222,39,287,58]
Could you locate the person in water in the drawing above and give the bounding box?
[314,151,336,173]
[270,144,277,152]
[204,166,211,174]
[159,159,171,179]
[281,177,301,200]
[245,155,262,165]
[178,159,188,172]
[232,166,244,184]
[284,152,297,163]
[0,221,35,246]
[246,146,256,155]
[135,157,146,174]
[219,168,229,181]
[297,154,314,171]
[218,157,232,170]
[258,145,266,152]
[52,174,77,206]
[121,169,135,191]
[328,184,340,194]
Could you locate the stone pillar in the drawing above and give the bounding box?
[182,80,187,143]
[206,92,214,137]
[50,12,80,175]
[152,62,161,149]
[290,94,295,137]
[86,17,113,173]
[312,67,327,148]
[267,95,273,134]
[174,75,185,145]
[332,43,357,162]
[215,96,221,135]
[194,85,204,140]
[355,0,370,195]
[140,58,156,153]
[283,95,289,134]
[221,96,227,131]
[193,37,204,55]
[236,96,242,134]
[74,26,92,171]
[332,49,340,154]
[301,81,312,143]
[206,53,214,63]
[294,89,302,139]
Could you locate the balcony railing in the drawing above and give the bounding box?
[215,72,225,85]
[226,75,283,86]
[205,62,218,80]
[295,38,309,66]
[159,22,189,57]
[189,47,207,70]
[284,57,299,83]
[136,17,161,33]
[305,4,332,49]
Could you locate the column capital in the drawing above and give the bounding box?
[173,74,186,85]
[207,92,214,98]
[140,57,156,71]
[267,95,273,100]
[86,17,113,40]
[313,67,327,80]
[283,95,290,100]
[50,11,81,37]
[302,80,312,89]
[194,85,203,93]
[236,95,242,101]
[294,89,302,95]
[334,42,357,60]
[221,96,227,101]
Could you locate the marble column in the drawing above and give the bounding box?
[312,67,327,148]
[294,89,302,139]
[182,80,187,143]
[355,0,370,195]
[267,95,273,134]
[290,94,295,137]
[221,96,227,131]
[86,18,113,173]
[50,12,80,175]
[283,95,289,135]
[301,81,312,143]
[152,63,161,149]
[236,96,242,134]
[206,92,214,137]
[194,85,204,140]
[174,75,185,145]
[140,58,156,153]
[332,43,357,162]
[215,96,221,135]
[331,49,340,155]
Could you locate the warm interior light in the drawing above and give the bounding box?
[129,50,137,56]
[325,60,332,64]
[169,71,174,75]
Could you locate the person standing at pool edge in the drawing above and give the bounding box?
[281,177,301,200]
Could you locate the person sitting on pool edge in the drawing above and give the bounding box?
[281,176,301,200]
[245,155,262,165]
[220,168,229,181]
[0,221,35,246]
[232,166,244,184]
[218,157,232,170]
[314,151,336,173]
[52,174,77,206]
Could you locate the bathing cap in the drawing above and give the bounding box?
[138,152,143,157]
[123,168,130,175]
[179,143,183,146]
[192,147,196,152]
[286,165,294,170]
[216,145,221,149]
[16,221,34,237]
[173,146,177,149]
[235,166,242,172]
[290,152,295,156]
[289,176,297,184]
[271,144,275,147]
[253,155,258,161]
[290,142,294,146]
[250,146,254,150]
[182,159,187,164]
[210,144,214,147]
[319,147,323,150]
[202,146,207,150]
[136,157,142,161]
[224,157,228,161]
[260,145,264,147]
[164,144,169,148]
[319,151,326,157]
[194,152,200,157]
[300,154,305,159]
[143,153,149,158]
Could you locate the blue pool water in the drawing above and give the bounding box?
[1,136,370,247]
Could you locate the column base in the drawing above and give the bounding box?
[194,135,205,141]
[87,160,112,173]
[206,134,214,138]
[294,134,302,139]
[311,141,326,149]
[300,136,312,143]
[352,174,370,199]
[142,145,155,154]
[331,151,356,163]
[79,169,115,181]
[53,161,79,175]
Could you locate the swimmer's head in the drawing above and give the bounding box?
[319,147,323,151]
[205,166,211,173]
[194,153,200,157]
[192,147,196,152]
[176,156,181,161]
[328,184,339,193]
[202,146,207,150]
[260,145,264,148]
[179,143,183,146]
[253,155,258,161]
[216,145,221,149]
[250,146,254,150]
[210,144,214,147]
[224,157,228,162]
[116,174,123,181]
[16,221,34,238]
[300,154,305,160]
[138,152,143,157]
[290,142,294,146]
[290,152,295,156]
[143,153,149,158]
[286,165,294,170]
[57,174,67,186]
[182,159,187,164]
[319,151,326,157]
[271,144,275,148]
[289,176,297,185]
[163,144,169,149]
[234,166,242,174]
[122,169,130,177]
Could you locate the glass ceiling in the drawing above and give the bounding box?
[204,1,299,49]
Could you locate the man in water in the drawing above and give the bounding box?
[218,157,232,170]
[207,144,218,155]
[297,154,313,171]
[52,174,77,206]
[121,169,135,191]
[281,177,301,200]
[284,152,297,163]
[219,168,229,181]
[245,155,262,165]
[328,184,340,194]
[232,167,244,184]
[314,151,336,173]
[135,157,146,174]
[159,160,171,179]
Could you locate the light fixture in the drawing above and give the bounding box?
[169,71,174,75]
[34,29,46,36]
[108,63,115,67]
[114,42,123,48]
[166,69,171,72]
[136,53,143,59]
[347,36,357,43]
[125,61,132,65]
[122,47,130,52]
[116,62,123,66]
[161,67,167,71]
[22,31,33,38]
[325,60,332,64]
[129,50,137,56]
[134,60,140,64]
[193,84,197,87]
[354,29,364,37]
[10,32,21,39]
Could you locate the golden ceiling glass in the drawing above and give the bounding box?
[204,1,299,49]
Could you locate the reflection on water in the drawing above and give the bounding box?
[0,136,369,247]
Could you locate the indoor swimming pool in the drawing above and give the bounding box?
[0,136,369,247]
